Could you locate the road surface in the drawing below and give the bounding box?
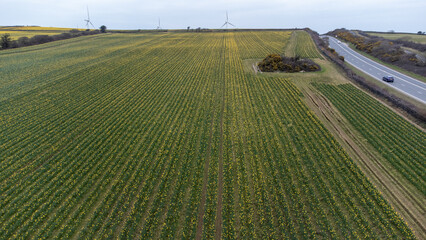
[324,36,426,104]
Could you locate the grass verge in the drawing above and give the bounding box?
[347,64,426,128]
[346,43,426,83]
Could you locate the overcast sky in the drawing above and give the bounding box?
[2,0,425,33]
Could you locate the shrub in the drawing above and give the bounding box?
[329,29,426,77]
[17,37,30,46]
[258,54,321,73]
[29,35,54,45]
[1,33,12,49]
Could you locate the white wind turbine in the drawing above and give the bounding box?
[84,6,95,29]
[221,11,235,29]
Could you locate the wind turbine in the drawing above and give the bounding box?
[156,18,162,30]
[221,11,235,29]
[84,6,95,30]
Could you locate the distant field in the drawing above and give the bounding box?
[0,26,81,31]
[0,26,87,40]
[0,31,416,239]
[0,31,63,40]
[285,30,323,59]
[367,32,426,44]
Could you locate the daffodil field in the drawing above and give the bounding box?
[0,26,84,40]
[314,83,426,196]
[0,31,416,239]
[294,31,323,59]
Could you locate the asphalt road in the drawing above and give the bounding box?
[324,36,426,104]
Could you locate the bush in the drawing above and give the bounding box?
[53,33,72,40]
[329,29,426,77]
[1,33,12,49]
[17,37,30,46]
[258,54,321,73]
[29,35,54,45]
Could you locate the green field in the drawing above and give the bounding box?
[314,83,426,195]
[285,30,323,59]
[0,31,416,238]
[366,32,426,44]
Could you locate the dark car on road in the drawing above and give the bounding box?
[382,76,394,82]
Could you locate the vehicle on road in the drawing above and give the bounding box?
[337,40,341,44]
[382,76,394,82]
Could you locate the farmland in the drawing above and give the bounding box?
[366,32,426,44]
[0,26,79,31]
[284,30,322,59]
[314,83,425,195]
[0,31,418,238]
[0,31,61,40]
[0,26,83,40]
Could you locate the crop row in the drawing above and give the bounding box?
[314,83,425,196]
[0,31,416,239]
[294,31,323,59]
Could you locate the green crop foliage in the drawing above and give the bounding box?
[0,31,416,239]
[294,31,323,59]
[314,83,426,196]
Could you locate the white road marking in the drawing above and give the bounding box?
[327,37,426,104]
[332,39,426,90]
[332,38,426,90]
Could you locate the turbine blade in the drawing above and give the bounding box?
[228,22,236,27]
[221,22,227,28]
[90,22,95,29]
[87,6,90,20]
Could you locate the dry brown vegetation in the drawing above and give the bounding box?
[329,29,426,77]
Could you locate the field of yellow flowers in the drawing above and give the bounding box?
[0,31,417,239]
[0,26,84,40]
